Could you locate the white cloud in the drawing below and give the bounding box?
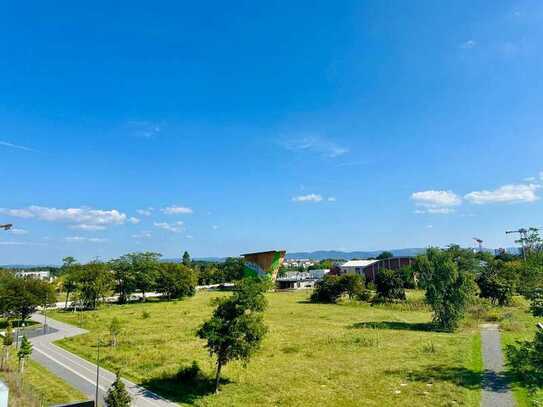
[162,206,193,215]
[8,228,28,235]
[460,40,477,49]
[70,224,107,231]
[128,217,140,224]
[411,190,462,214]
[464,184,540,204]
[0,140,38,152]
[327,197,337,202]
[280,135,349,158]
[136,208,153,216]
[65,236,108,243]
[0,206,128,228]
[292,194,323,203]
[132,231,152,239]
[154,221,184,233]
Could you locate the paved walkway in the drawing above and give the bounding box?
[30,313,176,407]
[480,324,515,407]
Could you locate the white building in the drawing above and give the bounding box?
[340,260,379,276]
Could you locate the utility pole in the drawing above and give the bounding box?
[43,291,48,335]
[506,227,542,261]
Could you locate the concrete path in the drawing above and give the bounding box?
[480,324,515,407]
[29,313,176,407]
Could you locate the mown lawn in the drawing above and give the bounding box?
[51,290,482,406]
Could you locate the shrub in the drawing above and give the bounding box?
[506,329,543,388]
[374,269,406,302]
[476,267,513,306]
[530,289,543,317]
[310,274,366,303]
[356,289,372,302]
[141,310,150,319]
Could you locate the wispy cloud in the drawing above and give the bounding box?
[411,190,462,214]
[0,141,38,152]
[65,236,108,243]
[465,183,540,204]
[70,224,107,231]
[162,206,193,215]
[292,194,323,203]
[279,135,349,158]
[136,208,154,216]
[154,221,184,233]
[460,40,477,49]
[126,121,163,139]
[132,231,152,239]
[7,228,28,235]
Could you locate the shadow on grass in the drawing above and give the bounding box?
[350,321,435,332]
[140,371,231,404]
[386,366,483,390]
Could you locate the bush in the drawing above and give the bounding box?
[506,329,543,388]
[356,289,372,302]
[530,289,543,317]
[374,269,406,302]
[476,267,513,306]
[310,274,366,303]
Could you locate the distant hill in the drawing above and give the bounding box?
[285,248,427,261]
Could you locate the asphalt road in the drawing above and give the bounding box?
[30,313,176,407]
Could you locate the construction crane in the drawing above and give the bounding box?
[506,227,542,261]
[0,224,12,231]
[472,237,483,253]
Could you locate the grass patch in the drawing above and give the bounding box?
[51,289,482,406]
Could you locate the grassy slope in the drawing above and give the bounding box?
[51,290,482,406]
[0,356,85,406]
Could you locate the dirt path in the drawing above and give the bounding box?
[480,323,515,407]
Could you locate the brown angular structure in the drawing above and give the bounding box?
[241,250,286,281]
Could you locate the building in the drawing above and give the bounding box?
[242,250,286,281]
[340,257,415,283]
[276,269,330,290]
[14,270,52,281]
[283,259,315,269]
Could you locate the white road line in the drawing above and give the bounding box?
[33,346,108,393]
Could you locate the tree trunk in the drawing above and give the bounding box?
[142,290,146,302]
[19,358,24,375]
[214,360,222,393]
[1,346,7,371]
[65,290,70,309]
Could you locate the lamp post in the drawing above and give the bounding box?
[95,338,102,406]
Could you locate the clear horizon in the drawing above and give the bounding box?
[1,1,542,264]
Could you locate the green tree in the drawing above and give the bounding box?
[375,269,406,302]
[110,255,138,304]
[78,261,113,309]
[131,252,161,301]
[376,251,394,260]
[310,275,345,303]
[339,274,365,299]
[17,335,32,375]
[182,251,191,267]
[197,278,268,393]
[1,320,13,371]
[421,247,477,331]
[105,370,131,407]
[476,260,514,306]
[0,275,56,322]
[156,263,197,300]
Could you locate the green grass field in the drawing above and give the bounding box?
[497,296,543,406]
[50,290,483,406]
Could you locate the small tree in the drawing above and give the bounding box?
[338,274,365,299]
[109,317,122,348]
[105,370,131,407]
[476,266,513,306]
[310,275,345,303]
[376,251,394,260]
[1,320,13,371]
[182,251,191,267]
[17,335,32,375]
[197,278,268,393]
[423,248,476,331]
[530,289,543,317]
[375,269,406,302]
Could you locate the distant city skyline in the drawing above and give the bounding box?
[1,1,542,263]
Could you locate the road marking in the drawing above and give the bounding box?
[33,346,108,393]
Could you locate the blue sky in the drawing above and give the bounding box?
[1,1,543,264]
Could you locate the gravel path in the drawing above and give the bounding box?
[480,323,515,407]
